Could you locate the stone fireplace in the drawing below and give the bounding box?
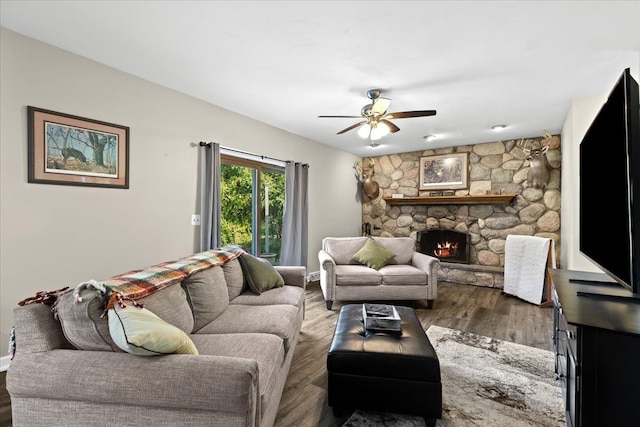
[359,137,562,289]
[417,229,470,264]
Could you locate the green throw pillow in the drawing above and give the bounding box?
[238,253,285,295]
[352,238,395,270]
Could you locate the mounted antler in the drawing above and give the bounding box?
[518,133,554,189]
[354,159,380,199]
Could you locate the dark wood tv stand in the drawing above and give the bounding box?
[550,269,640,427]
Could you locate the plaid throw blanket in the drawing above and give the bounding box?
[8,246,246,359]
[103,246,246,300]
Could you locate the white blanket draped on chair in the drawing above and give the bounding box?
[503,235,556,305]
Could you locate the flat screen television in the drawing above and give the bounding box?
[579,67,640,298]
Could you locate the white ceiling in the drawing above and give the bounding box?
[2,1,639,157]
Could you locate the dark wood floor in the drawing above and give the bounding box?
[274,281,554,427]
[0,281,554,427]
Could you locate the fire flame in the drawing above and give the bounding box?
[434,241,459,258]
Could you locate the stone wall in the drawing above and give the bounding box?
[361,136,561,288]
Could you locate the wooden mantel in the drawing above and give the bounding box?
[383,194,516,205]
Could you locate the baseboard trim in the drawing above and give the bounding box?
[0,355,11,372]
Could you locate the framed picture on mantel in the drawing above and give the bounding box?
[419,152,469,191]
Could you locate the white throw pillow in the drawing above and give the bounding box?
[108,302,199,356]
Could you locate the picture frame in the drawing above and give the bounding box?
[419,152,469,191]
[28,106,129,189]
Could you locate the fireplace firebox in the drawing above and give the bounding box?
[416,230,470,264]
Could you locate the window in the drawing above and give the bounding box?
[220,154,285,265]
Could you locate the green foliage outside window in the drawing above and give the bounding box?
[262,170,285,264]
[220,164,253,248]
[220,163,284,264]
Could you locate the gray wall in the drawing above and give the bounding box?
[0,28,361,356]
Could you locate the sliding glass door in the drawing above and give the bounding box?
[220,155,284,265]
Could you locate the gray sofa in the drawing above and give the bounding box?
[319,236,440,310]
[7,254,306,427]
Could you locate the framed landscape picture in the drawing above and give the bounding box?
[419,152,469,191]
[28,106,129,188]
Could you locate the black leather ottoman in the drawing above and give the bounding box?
[327,304,442,426]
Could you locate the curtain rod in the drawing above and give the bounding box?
[198,142,308,167]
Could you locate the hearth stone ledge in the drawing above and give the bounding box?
[438,261,504,289]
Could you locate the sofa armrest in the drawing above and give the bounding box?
[7,349,259,416]
[412,251,441,288]
[13,304,73,354]
[318,250,336,276]
[274,266,307,288]
[318,250,337,304]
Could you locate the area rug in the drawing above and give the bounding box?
[342,325,565,427]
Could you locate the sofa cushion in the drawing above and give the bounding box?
[55,282,193,352]
[196,304,299,351]
[352,238,395,270]
[181,266,229,332]
[378,264,428,285]
[335,265,383,286]
[373,236,415,265]
[323,237,368,265]
[230,285,305,310]
[108,303,199,356]
[222,258,245,300]
[137,282,194,334]
[55,287,122,352]
[238,253,284,295]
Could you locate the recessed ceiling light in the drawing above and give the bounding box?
[423,135,436,142]
[492,125,507,131]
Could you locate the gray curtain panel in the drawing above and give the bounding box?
[199,142,221,251]
[280,162,309,266]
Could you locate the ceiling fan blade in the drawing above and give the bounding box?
[318,115,363,118]
[337,121,366,135]
[371,97,391,116]
[380,119,400,133]
[385,110,437,119]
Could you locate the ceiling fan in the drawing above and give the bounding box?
[318,89,437,141]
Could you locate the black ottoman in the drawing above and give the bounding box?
[327,304,442,426]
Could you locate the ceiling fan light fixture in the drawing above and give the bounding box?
[357,121,390,140]
[370,122,390,140]
[320,89,437,139]
[357,124,372,139]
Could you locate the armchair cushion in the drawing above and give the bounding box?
[378,264,428,285]
[372,237,415,264]
[335,265,383,285]
[324,237,368,265]
[352,237,395,270]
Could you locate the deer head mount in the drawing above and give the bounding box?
[518,132,556,189]
[354,158,380,200]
